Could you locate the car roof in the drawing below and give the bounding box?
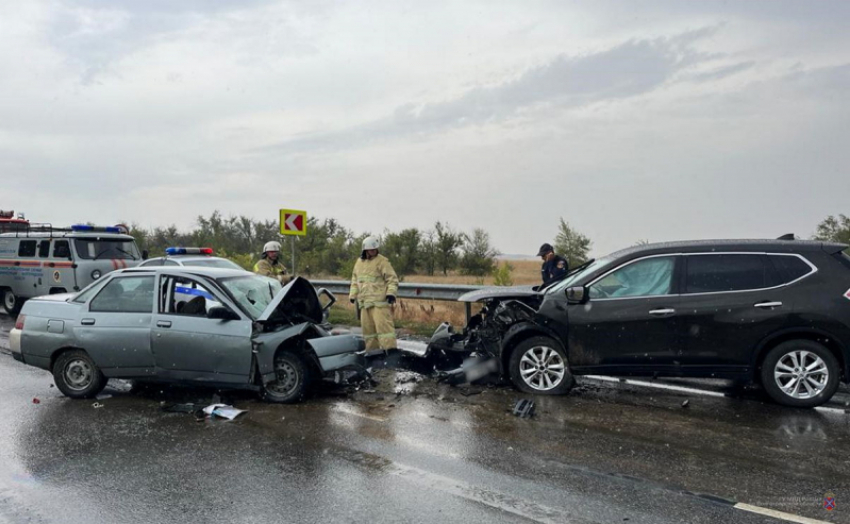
[118,266,249,278]
[606,238,848,260]
[144,255,227,262]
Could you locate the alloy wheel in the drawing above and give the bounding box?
[774,350,828,399]
[519,346,566,391]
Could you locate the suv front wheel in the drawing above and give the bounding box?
[760,340,839,408]
[509,336,574,395]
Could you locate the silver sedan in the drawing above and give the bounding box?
[10,268,365,403]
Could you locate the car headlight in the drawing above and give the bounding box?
[91,270,102,280]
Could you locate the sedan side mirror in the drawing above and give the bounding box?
[566,286,588,305]
[207,306,240,321]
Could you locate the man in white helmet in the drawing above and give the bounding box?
[349,236,399,354]
[254,240,290,284]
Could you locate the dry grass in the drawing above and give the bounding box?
[324,259,540,334]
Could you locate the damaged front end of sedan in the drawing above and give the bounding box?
[423,285,570,390]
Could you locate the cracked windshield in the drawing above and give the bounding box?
[1,1,849,523]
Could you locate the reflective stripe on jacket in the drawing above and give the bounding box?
[350,254,399,308]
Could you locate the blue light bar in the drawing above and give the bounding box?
[165,247,187,255]
[71,224,125,234]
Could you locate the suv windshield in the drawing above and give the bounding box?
[219,274,282,320]
[74,238,140,260]
[547,257,612,294]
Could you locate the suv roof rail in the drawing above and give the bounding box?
[777,233,796,240]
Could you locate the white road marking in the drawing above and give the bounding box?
[582,375,727,398]
[735,503,833,524]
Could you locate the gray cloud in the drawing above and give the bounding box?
[257,28,720,155]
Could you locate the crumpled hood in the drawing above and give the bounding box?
[257,277,322,324]
[458,285,541,303]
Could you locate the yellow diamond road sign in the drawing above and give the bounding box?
[280,209,307,236]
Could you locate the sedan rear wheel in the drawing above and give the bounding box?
[761,340,839,408]
[263,351,311,404]
[53,349,107,399]
[509,336,574,395]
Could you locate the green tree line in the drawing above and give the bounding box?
[127,212,848,280]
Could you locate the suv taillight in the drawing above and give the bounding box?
[845,288,850,301]
[14,315,25,330]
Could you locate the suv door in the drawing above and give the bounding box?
[76,275,156,376]
[568,255,682,370]
[677,253,797,374]
[151,274,253,383]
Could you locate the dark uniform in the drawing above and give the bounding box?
[541,254,569,286]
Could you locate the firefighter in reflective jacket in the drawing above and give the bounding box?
[254,241,291,284]
[350,236,399,352]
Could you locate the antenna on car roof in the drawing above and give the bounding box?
[776,233,796,240]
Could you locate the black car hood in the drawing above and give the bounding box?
[458,285,541,303]
[257,277,322,324]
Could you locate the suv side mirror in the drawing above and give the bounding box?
[207,306,239,321]
[566,286,588,305]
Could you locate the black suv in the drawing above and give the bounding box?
[430,239,850,408]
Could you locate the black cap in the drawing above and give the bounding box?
[536,243,554,256]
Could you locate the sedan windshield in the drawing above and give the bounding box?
[182,258,244,270]
[219,274,282,319]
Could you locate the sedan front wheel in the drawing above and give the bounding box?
[509,336,574,395]
[263,351,311,404]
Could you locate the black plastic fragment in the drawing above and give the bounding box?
[513,399,535,418]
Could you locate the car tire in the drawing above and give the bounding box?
[509,336,574,395]
[760,340,839,408]
[53,349,107,399]
[2,289,23,316]
[263,350,311,404]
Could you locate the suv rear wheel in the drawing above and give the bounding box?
[509,336,574,395]
[760,340,839,408]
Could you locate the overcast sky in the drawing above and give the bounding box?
[1,1,848,256]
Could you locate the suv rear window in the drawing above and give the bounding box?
[834,252,850,271]
[768,255,813,283]
[685,254,778,293]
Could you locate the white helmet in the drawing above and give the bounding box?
[362,236,380,251]
[263,241,281,253]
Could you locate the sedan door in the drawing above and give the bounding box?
[151,274,253,384]
[74,274,156,377]
[567,255,683,371]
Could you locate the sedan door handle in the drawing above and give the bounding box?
[754,301,783,309]
[156,320,172,328]
[649,308,676,316]
[81,318,95,326]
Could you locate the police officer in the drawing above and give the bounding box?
[349,236,399,354]
[537,243,569,286]
[254,241,291,284]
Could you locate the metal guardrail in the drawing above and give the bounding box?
[310,280,482,301]
[310,279,485,319]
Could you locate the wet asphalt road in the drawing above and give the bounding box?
[0,314,847,524]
